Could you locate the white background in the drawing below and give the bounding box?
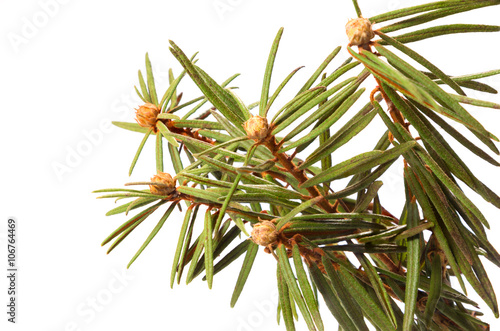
[1,0,500,330]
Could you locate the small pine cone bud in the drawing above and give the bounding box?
[149,171,175,195]
[345,17,374,46]
[243,115,269,141]
[251,220,278,246]
[135,103,160,129]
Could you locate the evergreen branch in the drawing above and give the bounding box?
[95,1,500,329]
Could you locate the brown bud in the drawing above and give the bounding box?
[251,220,278,246]
[135,103,160,129]
[345,17,374,46]
[149,171,175,196]
[243,115,269,141]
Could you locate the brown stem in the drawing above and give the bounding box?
[161,119,216,145]
[372,76,406,127]
[263,135,335,213]
[374,252,404,275]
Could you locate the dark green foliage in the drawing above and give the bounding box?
[95,1,500,329]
